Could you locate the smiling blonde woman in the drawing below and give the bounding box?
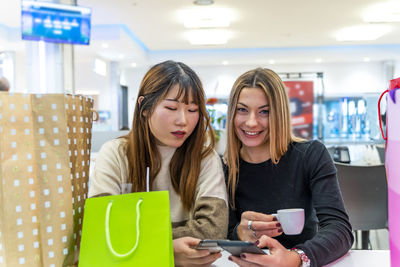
[223,68,353,267]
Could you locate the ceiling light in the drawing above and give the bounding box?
[118,54,125,59]
[186,29,231,45]
[222,60,229,65]
[363,57,371,62]
[178,8,234,28]
[335,24,392,41]
[184,17,230,28]
[131,62,137,67]
[268,60,275,65]
[315,58,322,63]
[193,0,214,6]
[101,43,109,48]
[364,1,400,22]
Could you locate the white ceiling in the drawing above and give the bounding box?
[1,0,400,67]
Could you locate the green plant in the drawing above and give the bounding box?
[207,108,226,142]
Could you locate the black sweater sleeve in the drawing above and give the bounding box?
[223,158,240,240]
[295,141,354,267]
[228,205,240,240]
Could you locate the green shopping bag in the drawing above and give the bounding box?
[78,191,174,266]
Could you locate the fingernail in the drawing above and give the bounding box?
[278,228,283,233]
[276,223,281,227]
[240,254,246,259]
[255,240,260,245]
[272,217,278,221]
[228,256,233,261]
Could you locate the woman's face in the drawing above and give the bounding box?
[148,84,200,147]
[234,87,270,149]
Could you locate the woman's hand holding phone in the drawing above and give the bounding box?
[229,235,301,267]
[173,237,222,267]
[238,211,283,241]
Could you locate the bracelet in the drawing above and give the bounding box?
[290,248,311,267]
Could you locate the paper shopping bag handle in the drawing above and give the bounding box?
[105,198,143,258]
[91,109,99,122]
[378,90,388,141]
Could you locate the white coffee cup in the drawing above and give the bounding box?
[272,208,304,235]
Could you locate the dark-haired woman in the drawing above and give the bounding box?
[89,61,228,266]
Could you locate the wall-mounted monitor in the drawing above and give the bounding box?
[21,0,91,45]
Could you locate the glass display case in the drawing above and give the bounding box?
[317,94,384,144]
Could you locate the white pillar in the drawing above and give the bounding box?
[109,61,120,131]
[382,60,395,87]
[25,0,76,94]
[63,44,75,94]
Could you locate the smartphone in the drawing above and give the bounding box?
[218,240,267,257]
[195,240,223,253]
[195,240,267,257]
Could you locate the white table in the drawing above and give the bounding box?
[213,250,390,267]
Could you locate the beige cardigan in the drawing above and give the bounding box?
[88,138,228,239]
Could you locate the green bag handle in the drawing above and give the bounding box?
[105,198,143,258]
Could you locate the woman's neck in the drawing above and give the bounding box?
[240,143,270,163]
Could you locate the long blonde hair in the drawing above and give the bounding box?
[123,60,215,210]
[223,68,303,207]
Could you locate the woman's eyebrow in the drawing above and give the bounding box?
[165,98,197,104]
[165,98,179,102]
[237,102,269,109]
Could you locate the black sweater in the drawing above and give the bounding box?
[226,140,354,267]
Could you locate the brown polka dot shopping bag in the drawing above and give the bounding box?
[0,93,96,267]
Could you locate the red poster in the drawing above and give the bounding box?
[284,81,314,139]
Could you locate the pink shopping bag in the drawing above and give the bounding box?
[379,77,400,267]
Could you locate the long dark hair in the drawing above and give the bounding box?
[123,60,215,210]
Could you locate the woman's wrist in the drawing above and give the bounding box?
[288,250,302,267]
[290,248,311,267]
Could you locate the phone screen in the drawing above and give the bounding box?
[195,240,223,253]
[218,240,267,257]
[195,240,267,257]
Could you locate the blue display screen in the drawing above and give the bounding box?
[21,0,91,45]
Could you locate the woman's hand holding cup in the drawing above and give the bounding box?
[272,208,305,235]
[238,211,283,241]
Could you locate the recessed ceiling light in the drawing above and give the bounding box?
[184,17,230,28]
[101,43,109,48]
[131,62,137,67]
[315,58,322,63]
[186,29,231,45]
[118,54,125,59]
[193,0,214,6]
[363,57,371,62]
[269,60,275,65]
[335,24,392,41]
[222,60,229,65]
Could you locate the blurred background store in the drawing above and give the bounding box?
[1,0,398,250]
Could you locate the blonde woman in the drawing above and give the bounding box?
[89,60,228,266]
[223,68,353,267]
